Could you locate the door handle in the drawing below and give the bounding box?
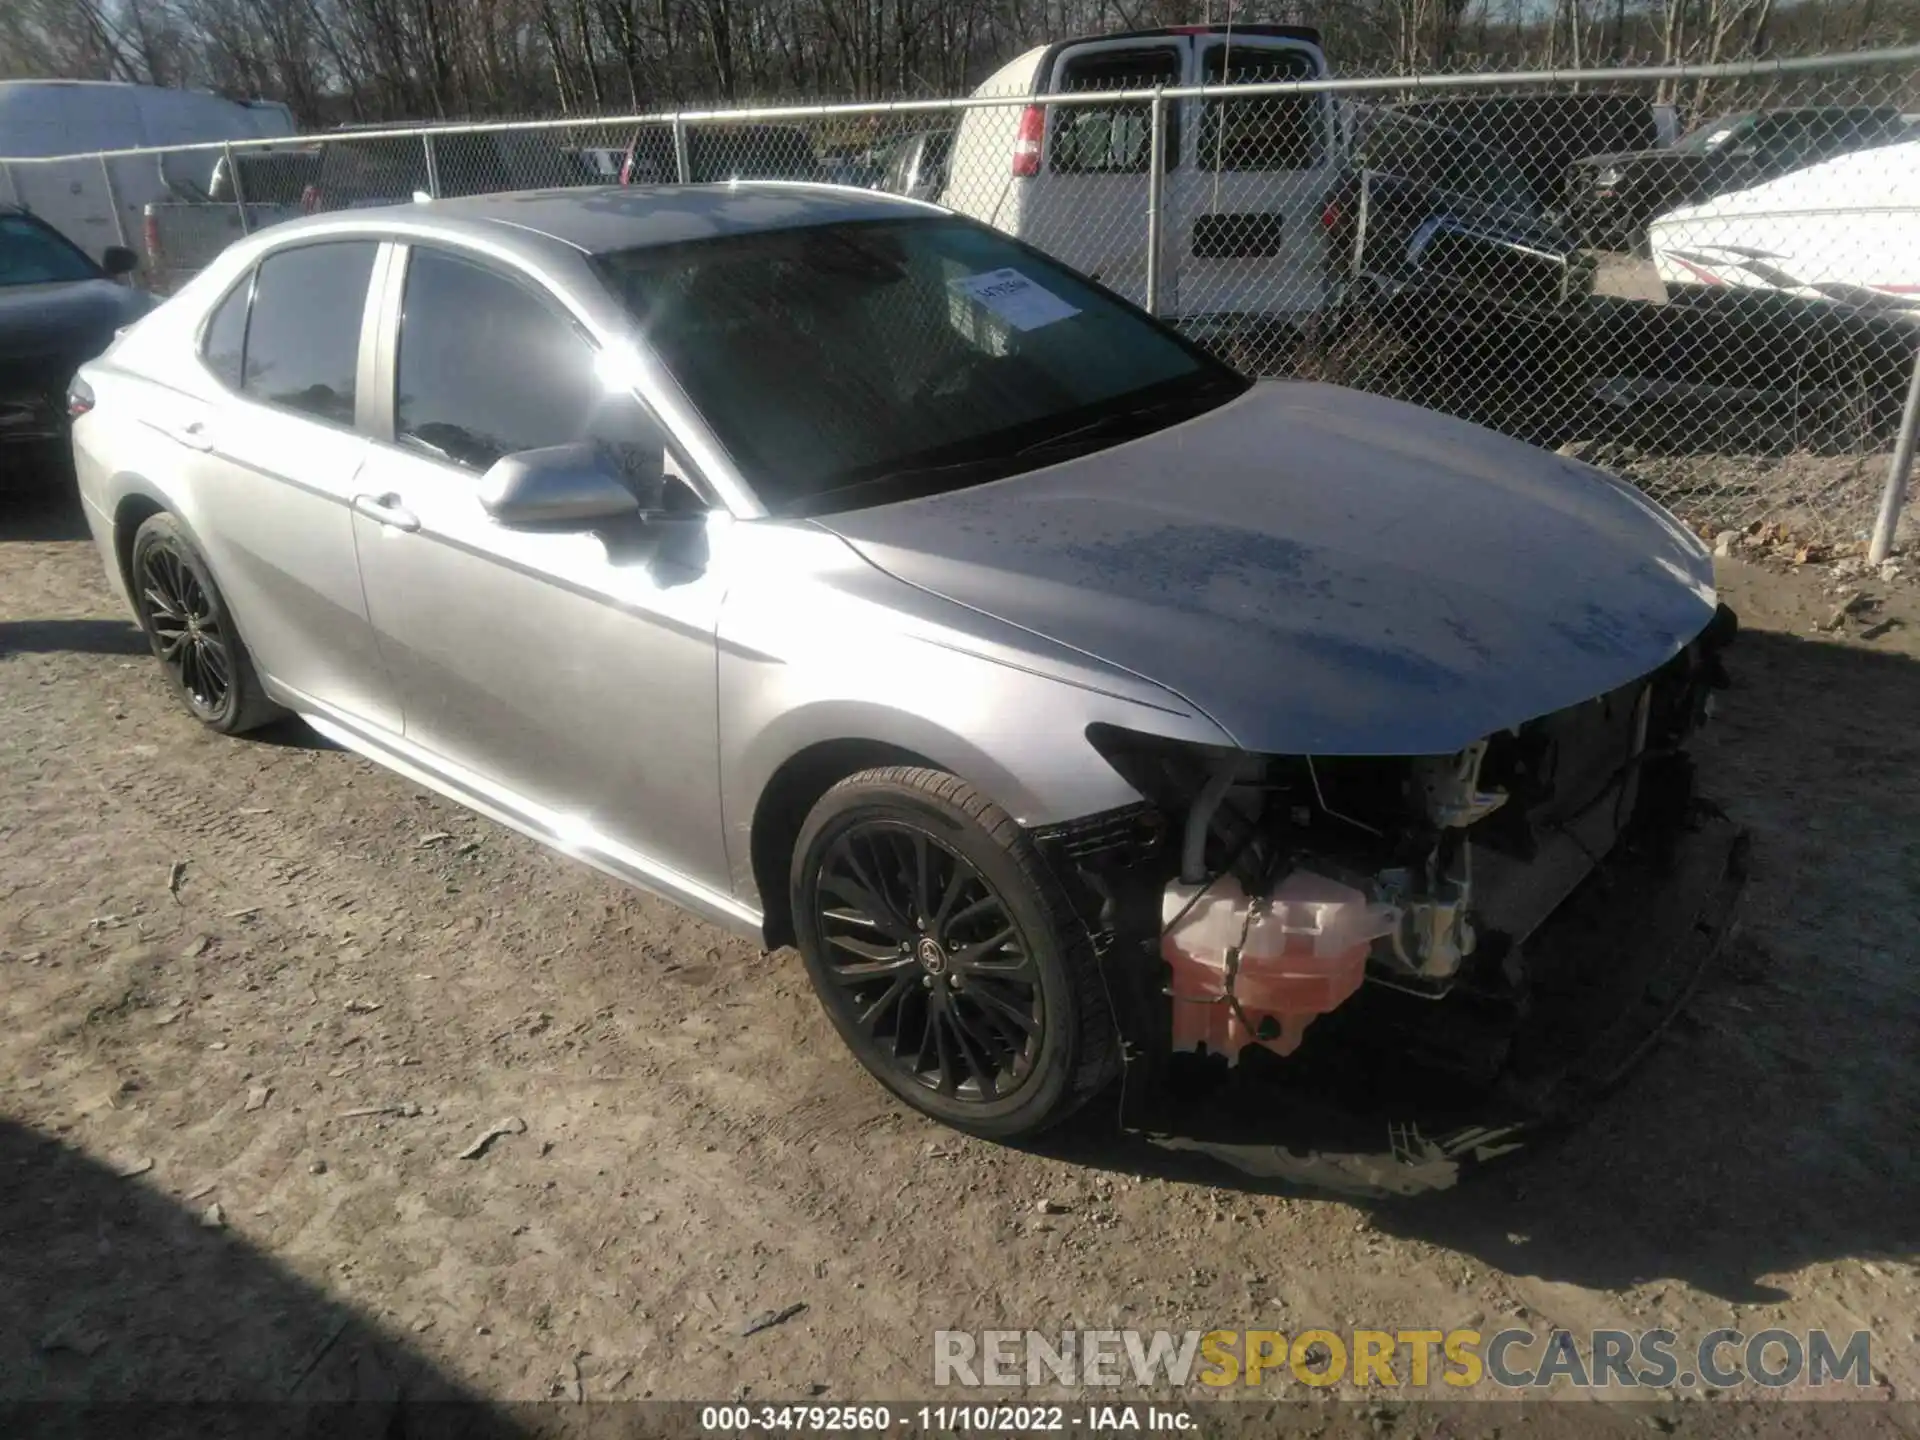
[174,419,214,452]
[352,492,420,532]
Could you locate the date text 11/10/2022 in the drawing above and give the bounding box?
[698,1405,1196,1432]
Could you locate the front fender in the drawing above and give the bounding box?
[714,517,1233,905]
[718,677,1223,909]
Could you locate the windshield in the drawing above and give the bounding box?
[0,214,99,286]
[593,218,1245,515]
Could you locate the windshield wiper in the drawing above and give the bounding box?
[785,453,1018,516]
[1014,383,1235,457]
[785,377,1244,517]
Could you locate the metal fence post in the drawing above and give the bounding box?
[97,154,131,249]
[1144,87,1164,317]
[422,133,442,198]
[1867,344,1920,565]
[671,116,691,184]
[0,161,17,209]
[1351,169,1372,279]
[223,140,252,235]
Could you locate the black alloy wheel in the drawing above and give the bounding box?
[791,767,1118,1139]
[812,819,1044,1104]
[129,513,279,735]
[139,540,231,719]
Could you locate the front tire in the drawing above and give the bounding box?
[791,767,1119,1140]
[129,513,279,734]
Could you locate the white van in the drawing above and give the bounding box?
[0,80,294,264]
[940,25,1338,337]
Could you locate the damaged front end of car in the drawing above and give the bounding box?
[1031,602,1746,1171]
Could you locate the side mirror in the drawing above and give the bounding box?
[479,442,645,527]
[102,246,139,277]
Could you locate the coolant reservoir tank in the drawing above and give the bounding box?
[1254,869,1401,961]
[1162,869,1397,1063]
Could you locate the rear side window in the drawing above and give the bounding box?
[1050,47,1181,174]
[201,274,250,388]
[395,248,606,471]
[242,242,376,425]
[1197,45,1324,172]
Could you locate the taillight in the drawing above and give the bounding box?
[1321,199,1342,230]
[619,153,634,184]
[1012,104,1044,178]
[300,184,322,214]
[68,378,95,418]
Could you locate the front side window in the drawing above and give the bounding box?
[201,273,250,388]
[241,241,376,424]
[594,218,1244,515]
[1050,48,1181,174]
[395,247,659,476]
[1197,45,1324,172]
[0,214,99,286]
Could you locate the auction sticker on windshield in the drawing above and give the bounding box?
[950,268,1080,331]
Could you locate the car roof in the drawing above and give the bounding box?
[267,182,942,257]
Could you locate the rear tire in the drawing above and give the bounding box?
[790,766,1119,1140]
[129,513,279,735]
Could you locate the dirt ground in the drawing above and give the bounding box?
[3,475,1919,1427]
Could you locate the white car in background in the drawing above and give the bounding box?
[1649,137,1920,310]
[939,24,1339,341]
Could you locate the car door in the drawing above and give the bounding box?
[174,238,400,730]
[1028,37,1185,312]
[348,242,731,891]
[1170,34,1336,332]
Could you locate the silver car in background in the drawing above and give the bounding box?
[70,184,1738,1141]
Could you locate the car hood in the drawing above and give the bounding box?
[817,382,1717,756]
[0,279,152,357]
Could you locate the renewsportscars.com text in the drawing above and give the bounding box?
[933,1328,1874,1391]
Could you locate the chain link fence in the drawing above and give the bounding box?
[7,45,1918,555]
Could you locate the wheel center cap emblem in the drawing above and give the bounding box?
[916,937,947,974]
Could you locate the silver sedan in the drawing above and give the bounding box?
[71,184,1736,1139]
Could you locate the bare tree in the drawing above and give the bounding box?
[2,0,1907,122]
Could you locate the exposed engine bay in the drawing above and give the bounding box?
[1032,603,1742,1105]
